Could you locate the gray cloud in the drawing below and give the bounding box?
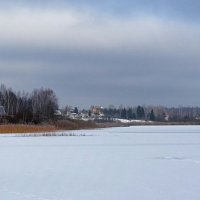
[0,8,200,107]
[1,0,200,21]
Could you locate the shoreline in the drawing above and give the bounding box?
[0,119,99,134]
[0,120,200,134]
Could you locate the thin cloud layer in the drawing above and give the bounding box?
[1,0,200,21]
[0,9,200,52]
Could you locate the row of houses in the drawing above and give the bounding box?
[63,106,106,121]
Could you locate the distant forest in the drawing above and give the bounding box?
[100,105,200,122]
[1,84,200,124]
[0,84,58,123]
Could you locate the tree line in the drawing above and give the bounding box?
[1,83,200,124]
[102,105,156,121]
[101,105,200,122]
[0,84,58,123]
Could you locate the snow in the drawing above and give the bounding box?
[115,118,149,123]
[0,125,200,200]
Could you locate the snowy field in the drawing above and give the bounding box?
[0,125,200,200]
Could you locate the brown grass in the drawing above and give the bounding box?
[0,124,57,134]
[0,119,99,134]
[53,119,99,130]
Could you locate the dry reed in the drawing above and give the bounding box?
[0,124,57,134]
[0,120,99,134]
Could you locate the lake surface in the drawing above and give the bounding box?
[0,125,200,200]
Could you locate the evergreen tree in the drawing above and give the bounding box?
[121,108,127,119]
[136,106,145,119]
[149,109,155,121]
[132,112,136,119]
[127,108,133,119]
[74,107,78,114]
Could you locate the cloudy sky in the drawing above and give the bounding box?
[0,0,200,108]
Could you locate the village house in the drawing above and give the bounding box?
[91,106,104,115]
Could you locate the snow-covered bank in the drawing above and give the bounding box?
[0,125,200,200]
[115,118,149,123]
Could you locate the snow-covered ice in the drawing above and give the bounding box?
[0,125,200,200]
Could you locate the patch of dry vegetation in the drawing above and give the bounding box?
[0,119,99,134]
[53,119,99,130]
[0,124,57,134]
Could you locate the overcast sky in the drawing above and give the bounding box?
[0,0,200,108]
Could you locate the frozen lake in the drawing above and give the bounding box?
[0,125,200,200]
